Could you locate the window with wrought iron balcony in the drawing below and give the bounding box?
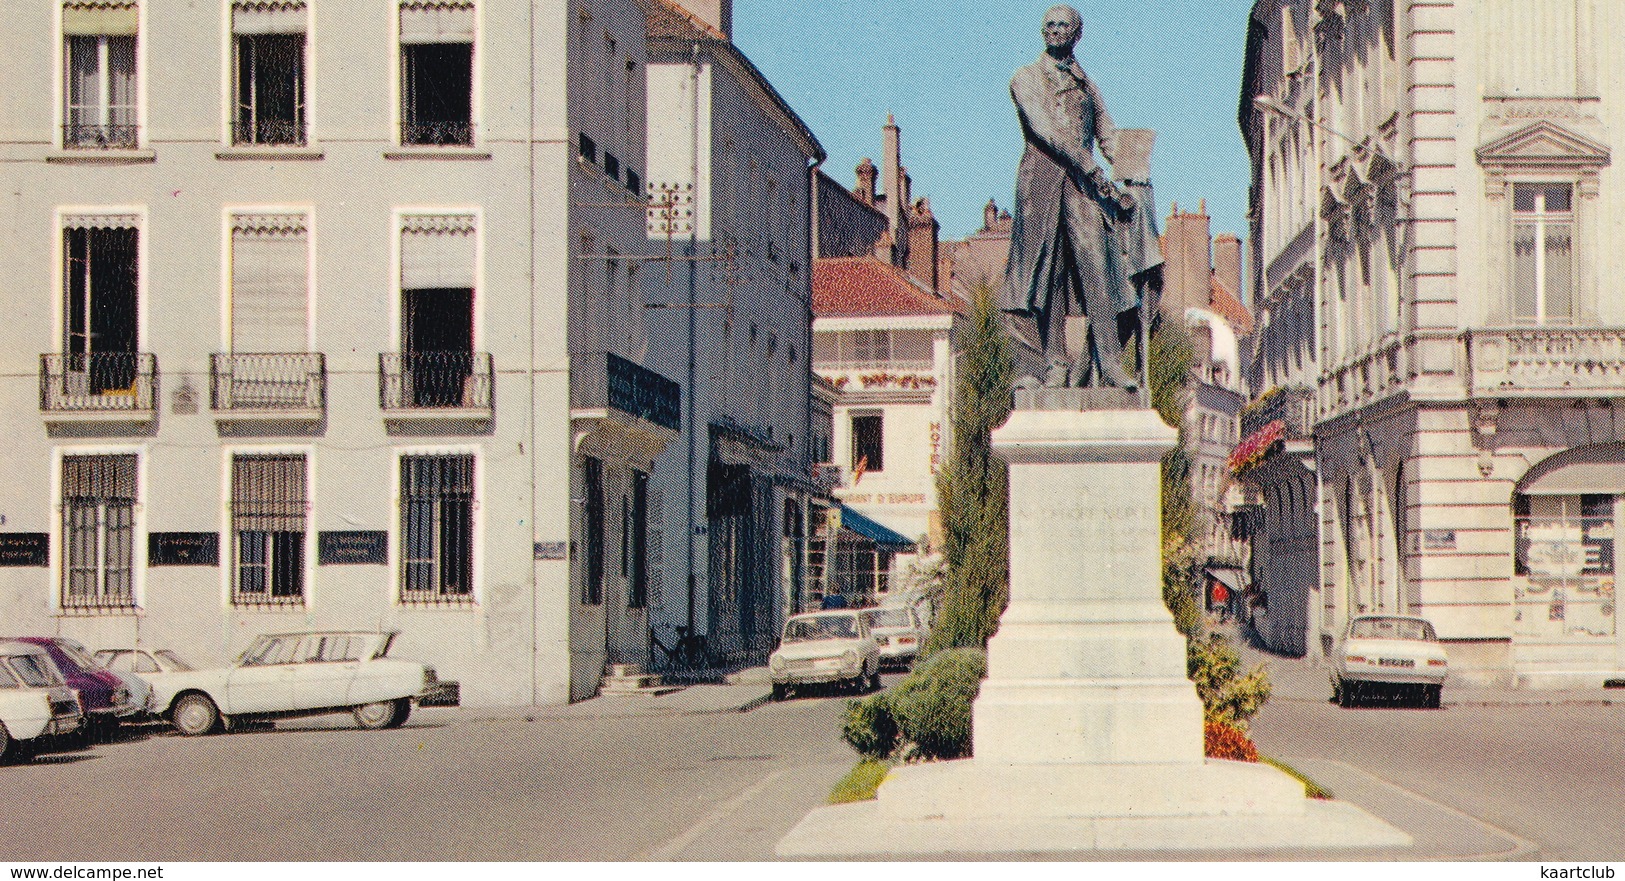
[63,29,139,149]
[42,225,155,420]
[399,21,473,147]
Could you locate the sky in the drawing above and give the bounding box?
[733,0,1255,246]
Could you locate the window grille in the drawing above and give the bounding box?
[62,2,138,149]
[400,454,474,603]
[231,455,307,605]
[62,454,137,610]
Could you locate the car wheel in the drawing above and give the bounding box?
[869,667,883,692]
[353,698,406,730]
[172,694,221,736]
[0,720,11,762]
[771,683,789,701]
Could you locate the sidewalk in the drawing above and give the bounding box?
[414,676,774,726]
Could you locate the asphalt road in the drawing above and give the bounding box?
[11,660,1625,862]
[3,684,866,862]
[1248,677,1625,860]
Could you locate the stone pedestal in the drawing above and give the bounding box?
[777,401,1411,857]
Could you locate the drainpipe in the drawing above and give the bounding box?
[685,41,701,637]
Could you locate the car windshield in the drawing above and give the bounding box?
[1350,617,1436,641]
[863,609,911,629]
[8,654,56,687]
[57,640,100,671]
[783,616,858,642]
[154,650,193,671]
[0,662,18,689]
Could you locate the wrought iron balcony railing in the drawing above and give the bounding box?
[1239,384,1315,440]
[211,352,325,412]
[62,123,140,149]
[570,352,681,431]
[379,351,492,412]
[232,118,307,147]
[400,120,474,147]
[1465,327,1625,396]
[40,353,157,414]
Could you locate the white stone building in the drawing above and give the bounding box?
[641,0,826,665]
[1242,0,1625,685]
[0,0,706,706]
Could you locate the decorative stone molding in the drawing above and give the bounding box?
[1476,120,1611,176]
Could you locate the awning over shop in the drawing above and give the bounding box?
[837,506,916,550]
[1205,566,1246,592]
[1521,458,1625,495]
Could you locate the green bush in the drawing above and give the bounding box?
[1187,632,1272,729]
[840,693,898,759]
[887,647,987,760]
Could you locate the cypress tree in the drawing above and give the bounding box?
[925,283,1016,653]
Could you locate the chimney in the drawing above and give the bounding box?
[882,114,904,237]
[907,197,940,292]
[854,158,877,206]
[984,198,998,232]
[1161,204,1213,320]
[673,0,732,37]
[1213,234,1244,307]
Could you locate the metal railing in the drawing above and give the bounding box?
[400,120,474,147]
[1240,385,1315,440]
[379,351,493,411]
[40,353,157,413]
[62,123,139,149]
[232,118,306,147]
[211,353,326,411]
[1465,327,1625,396]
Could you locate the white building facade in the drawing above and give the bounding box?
[1243,0,1625,685]
[0,0,688,705]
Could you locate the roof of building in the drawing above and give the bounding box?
[812,256,961,319]
[645,0,727,41]
[1209,275,1255,335]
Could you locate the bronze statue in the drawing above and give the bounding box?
[1001,4,1146,390]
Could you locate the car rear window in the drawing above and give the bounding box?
[0,662,19,689]
[1351,618,1435,641]
[155,650,193,672]
[863,609,912,629]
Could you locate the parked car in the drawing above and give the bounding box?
[879,588,934,629]
[95,648,195,677]
[151,630,456,736]
[6,636,138,736]
[0,641,83,761]
[768,610,882,700]
[1331,614,1449,708]
[861,605,927,669]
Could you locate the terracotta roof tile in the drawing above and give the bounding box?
[813,257,962,318]
[1209,275,1255,335]
[646,0,727,41]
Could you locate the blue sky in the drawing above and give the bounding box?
[733,1,1255,246]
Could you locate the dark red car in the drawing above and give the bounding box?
[6,637,137,737]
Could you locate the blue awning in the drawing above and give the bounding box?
[837,506,916,550]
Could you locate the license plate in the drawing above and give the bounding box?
[1377,658,1415,668]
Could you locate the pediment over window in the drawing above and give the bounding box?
[1477,120,1611,173]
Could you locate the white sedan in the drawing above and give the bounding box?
[0,641,83,760]
[152,631,454,735]
[769,610,882,700]
[1332,615,1449,709]
[861,605,927,669]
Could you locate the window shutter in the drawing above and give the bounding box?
[232,1,306,35]
[63,454,137,499]
[399,1,474,44]
[400,215,476,289]
[232,455,307,532]
[231,214,309,353]
[63,2,138,36]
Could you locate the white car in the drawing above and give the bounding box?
[152,631,455,736]
[769,610,882,700]
[1332,615,1449,709]
[861,605,927,669]
[96,648,196,720]
[0,641,83,760]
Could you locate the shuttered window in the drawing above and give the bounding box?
[231,214,308,353]
[400,454,474,602]
[62,454,137,609]
[400,215,476,289]
[231,455,308,604]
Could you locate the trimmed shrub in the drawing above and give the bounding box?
[1187,631,1272,730]
[1204,720,1259,762]
[887,647,987,760]
[841,693,898,759]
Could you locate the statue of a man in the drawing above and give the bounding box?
[1001,4,1138,390]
